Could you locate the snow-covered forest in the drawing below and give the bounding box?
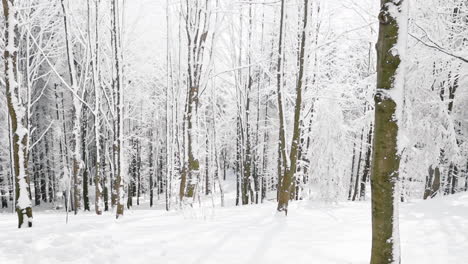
[1,0,468,263]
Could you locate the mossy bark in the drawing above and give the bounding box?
[370,1,407,263]
[370,97,400,264]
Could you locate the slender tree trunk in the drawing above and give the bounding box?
[137,140,141,206]
[360,123,373,200]
[61,0,83,215]
[7,113,15,212]
[32,147,40,206]
[352,129,364,201]
[275,0,287,205]
[348,140,357,200]
[111,0,125,218]
[236,116,241,206]
[149,130,154,207]
[205,124,210,196]
[261,94,270,203]
[179,0,212,204]
[88,0,103,215]
[45,127,55,204]
[82,104,90,211]
[102,136,109,211]
[243,91,252,205]
[0,169,7,208]
[464,162,468,192]
[277,0,308,214]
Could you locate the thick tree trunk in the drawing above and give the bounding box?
[3,0,33,228]
[370,1,408,263]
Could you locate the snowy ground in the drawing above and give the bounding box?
[1,193,468,264]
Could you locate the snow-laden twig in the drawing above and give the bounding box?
[24,27,96,117]
[409,33,468,64]
[29,121,54,151]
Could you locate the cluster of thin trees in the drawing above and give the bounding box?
[1,0,468,263]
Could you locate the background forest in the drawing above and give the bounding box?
[0,0,467,263]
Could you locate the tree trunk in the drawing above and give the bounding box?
[352,129,364,201]
[149,129,154,207]
[370,1,408,263]
[360,123,373,200]
[261,95,270,203]
[61,0,83,215]
[179,0,212,203]
[137,140,141,206]
[277,0,308,214]
[82,105,90,211]
[3,0,33,228]
[275,0,288,208]
[348,140,357,200]
[111,0,125,218]
[88,0,103,215]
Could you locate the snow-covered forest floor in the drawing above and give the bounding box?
[1,191,467,264]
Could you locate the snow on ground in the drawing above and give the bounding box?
[1,193,468,264]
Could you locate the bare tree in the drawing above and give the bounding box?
[2,0,33,228]
[277,0,309,215]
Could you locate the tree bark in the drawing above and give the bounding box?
[180,0,211,203]
[277,0,308,214]
[61,0,83,215]
[352,129,364,201]
[111,0,125,218]
[3,0,33,228]
[370,1,408,263]
[360,123,373,200]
